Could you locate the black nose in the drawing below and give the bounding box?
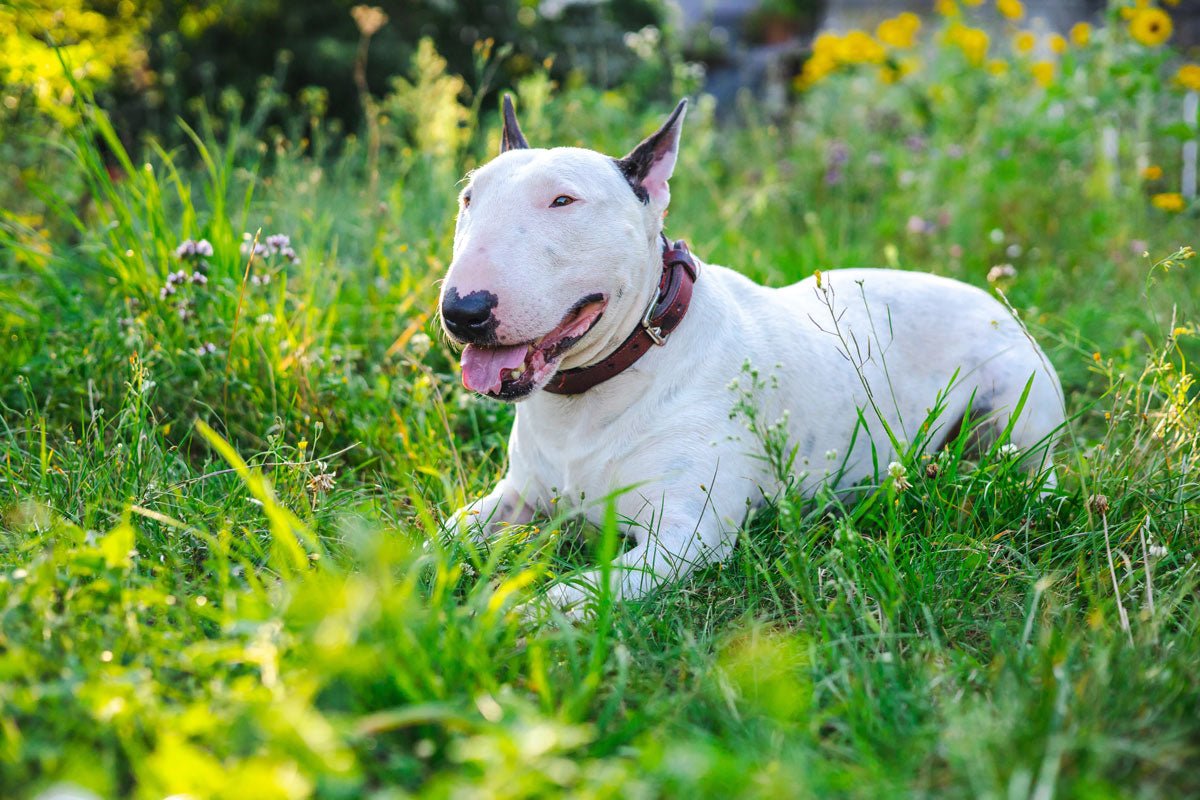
[442,288,498,342]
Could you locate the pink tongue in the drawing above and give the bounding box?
[461,344,529,395]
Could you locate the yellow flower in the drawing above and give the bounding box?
[1175,64,1200,92]
[1070,22,1092,47]
[798,51,838,88]
[877,14,921,49]
[840,30,887,64]
[1030,60,1055,87]
[1151,192,1185,212]
[1121,0,1151,20]
[1142,164,1163,181]
[935,0,959,17]
[1128,8,1173,47]
[812,32,841,57]
[1014,30,1036,54]
[987,58,1010,76]
[949,24,990,66]
[1048,33,1067,54]
[997,0,1025,21]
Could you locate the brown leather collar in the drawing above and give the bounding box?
[544,238,699,395]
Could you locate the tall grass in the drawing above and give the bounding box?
[2,17,1200,799]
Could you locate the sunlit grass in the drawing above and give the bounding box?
[2,12,1200,797]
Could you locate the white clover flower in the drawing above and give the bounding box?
[998,443,1021,459]
[887,461,912,492]
[174,239,196,259]
[409,332,432,357]
[989,228,1005,244]
[194,239,213,257]
[1148,544,1168,559]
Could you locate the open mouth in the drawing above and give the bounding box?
[460,294,607,400]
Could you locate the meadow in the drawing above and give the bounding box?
[2,2,1200,798]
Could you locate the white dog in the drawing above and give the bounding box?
[441,96,1064,612]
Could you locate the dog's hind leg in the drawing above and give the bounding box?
[947,371,1064,490]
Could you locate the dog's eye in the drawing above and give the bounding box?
[550,195,576,208]
[461,192,471,209]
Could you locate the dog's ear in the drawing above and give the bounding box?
[616,99,687,207]
[500,94,530,153]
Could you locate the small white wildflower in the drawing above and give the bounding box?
[1005,243,1023,259]
[256,313,276,325]
[194,239,213,257]
[998,443,1021,459]
[887,461,912,492]
[409,332,432,357]
[174,239,196,258]
[988,228,1005,244]
[825,449,838,461]
[987,263,1017,284]
[1148,544,1168,559]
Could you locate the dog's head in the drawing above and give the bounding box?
[440,96,687,401]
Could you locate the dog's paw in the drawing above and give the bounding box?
[439,505,493,550]
[514,578,597,625]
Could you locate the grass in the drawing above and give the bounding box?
[3,20,1200,799]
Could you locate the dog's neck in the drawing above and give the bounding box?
[553,229,667,372]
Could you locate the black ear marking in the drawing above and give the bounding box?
[615,99,688,204]
[500,94,529,153]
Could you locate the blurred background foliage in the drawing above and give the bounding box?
[2,0,676,141]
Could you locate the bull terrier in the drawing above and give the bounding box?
[440,96,1064,614]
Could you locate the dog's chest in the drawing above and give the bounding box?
[525,426,623,507]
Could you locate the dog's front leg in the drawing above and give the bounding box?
[543,508,732,614]
[447,476,536,547]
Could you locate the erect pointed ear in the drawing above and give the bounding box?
[616,99,687,207]
[500,93,529,153]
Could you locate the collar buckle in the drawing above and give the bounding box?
[640,294,668,346]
